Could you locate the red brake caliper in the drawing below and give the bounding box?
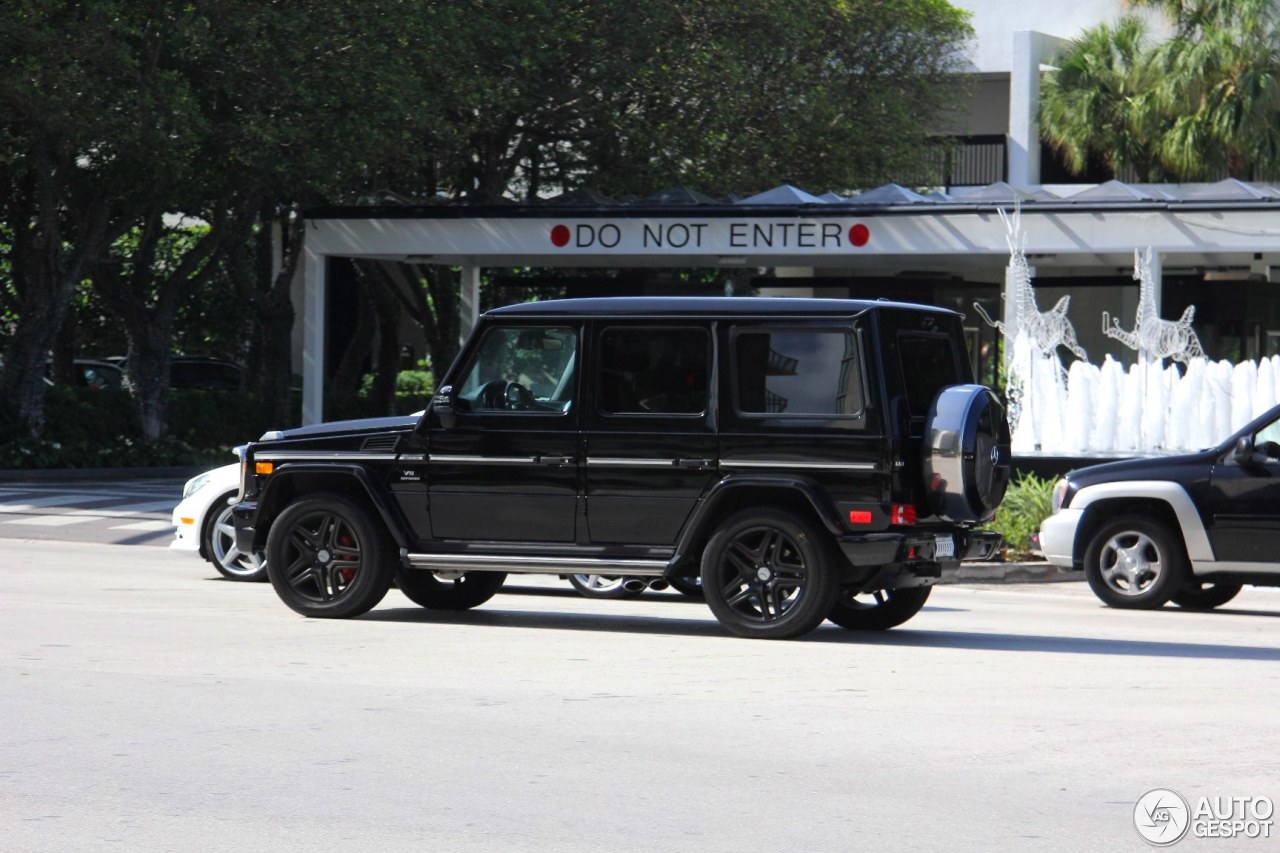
[336,532,357,584]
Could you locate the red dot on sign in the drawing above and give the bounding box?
[551,224,570,247]
[849,223,870,247]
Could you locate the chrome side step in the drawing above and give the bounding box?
[402,552,669,576]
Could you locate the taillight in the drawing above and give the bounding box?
[890,504,917,525]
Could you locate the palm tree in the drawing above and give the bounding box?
[1040,1,1280,182]
[1039,17,1170,181]
[1141,0,1280,178]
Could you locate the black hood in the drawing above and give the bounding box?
[261,413,418,442]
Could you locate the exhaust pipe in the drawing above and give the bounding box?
[622,578,648,593]
[647,579,669,591]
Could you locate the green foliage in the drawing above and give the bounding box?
[986,473,1056,561]
[1041,1,1280,180]
[0,386,280,469]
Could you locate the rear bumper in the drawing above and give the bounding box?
[836,529,1002,568]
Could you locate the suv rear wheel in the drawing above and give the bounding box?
[1171,580,1242,610]
[827,585,932,630]
[1083,515,1187,609]
[396,569,507,610]
[700,508,838,639]
[266,494,394,618]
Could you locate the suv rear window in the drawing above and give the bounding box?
[734,328,864,417]
[897,332,961,417]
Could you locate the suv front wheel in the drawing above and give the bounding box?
[700,508,839,639]
[1083,515,1187,609]
[266,493,395,618]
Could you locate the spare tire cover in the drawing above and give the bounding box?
[923,385,1012,523]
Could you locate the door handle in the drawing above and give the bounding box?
[674,458,714,469]
[536,456,575,467]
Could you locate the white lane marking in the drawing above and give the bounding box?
[0,495,113,511]
[109,520,174,531]
[4,515,91,527]
[65,500,177,517]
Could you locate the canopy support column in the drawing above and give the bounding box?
[301,246,327,426]
[460,264,481,345]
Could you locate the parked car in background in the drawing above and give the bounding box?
[102,355,244,391]
[172,463,266,581]
[169,357,243,391]
[1040,403,1280,609]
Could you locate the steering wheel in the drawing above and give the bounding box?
[505,382,534,410]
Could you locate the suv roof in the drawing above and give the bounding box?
[487,296,962,318]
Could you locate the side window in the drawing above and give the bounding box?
[1256,417,1280,446]
[897,332,961,417]
[456,325,577,414]
[734,327,864,417]
[597,326,710,415]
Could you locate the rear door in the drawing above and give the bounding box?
[582,322,717,545]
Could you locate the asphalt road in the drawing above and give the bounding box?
[4,537,1279,852]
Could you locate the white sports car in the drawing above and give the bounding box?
[171,462,265,581]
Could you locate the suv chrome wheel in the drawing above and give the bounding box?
[1083,516,1186,609]
[701,509,838,639]
[203,493,266,582]
[568,574,645,599]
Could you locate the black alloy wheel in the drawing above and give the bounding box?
[396,568,507,610]
[700,508,838,640]
[827,585,932,630]
[266,494,394,618]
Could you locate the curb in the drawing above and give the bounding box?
[943,561,1079,584]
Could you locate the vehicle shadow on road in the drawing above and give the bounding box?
[362,604,1280,659]
[806,627,1280,660]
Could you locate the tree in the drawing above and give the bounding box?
[1041,0,1280,181]
[1039,18,1170,181]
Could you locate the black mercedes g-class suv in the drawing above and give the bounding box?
[233,297,1009,639]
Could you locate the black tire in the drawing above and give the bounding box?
[265,493,395,618]
[667,572,704,599]
[202,491,267,582]
[699,508,838,639]
[923,385,1012,523]
[567,574,644,599]
[1083,515,1187,609]
[827,585,932,631]
[396,568,507,610]
[1171,581,1243,610]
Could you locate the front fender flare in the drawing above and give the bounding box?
[253,464,411,551]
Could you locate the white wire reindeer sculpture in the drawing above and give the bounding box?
[1103,248,1205,364]
[972,207,1088,361]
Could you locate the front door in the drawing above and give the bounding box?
[1206,414,1280,565]
[427,323,580,542]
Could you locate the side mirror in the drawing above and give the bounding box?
[1233,435,1256,465]
[432,385,457,429]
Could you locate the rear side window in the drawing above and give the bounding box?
[898,332,961,416]
[597,326,710,415]
[734,328,863,417]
